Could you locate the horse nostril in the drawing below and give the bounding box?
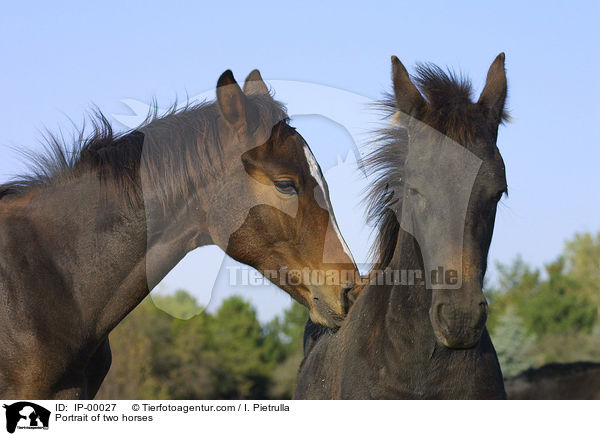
[432,302,448,320]
[479,301,488,317]
[477,301,489,325]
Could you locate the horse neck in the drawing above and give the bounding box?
[13,157,213,344]
[98,170,214,338]
[382,228,434,341]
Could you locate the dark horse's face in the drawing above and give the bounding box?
[391,54,508,348]
[207,70,356,328]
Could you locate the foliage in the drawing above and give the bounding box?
[521,258,596,336]
[96,294,308,400]
[152,289,203,320]
[486,255,540,332]
[487,231,600,375]
[564,232,600,308]
[265,303,308,399]
[492,307,535,377]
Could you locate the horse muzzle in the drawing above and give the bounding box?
[429,298,488,349]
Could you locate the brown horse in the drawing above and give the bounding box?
[296,54,509,399]
[506,362,600,399]
[0,70,356,399]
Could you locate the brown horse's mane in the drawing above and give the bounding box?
[0,94,289,211]
[361,62,509,269]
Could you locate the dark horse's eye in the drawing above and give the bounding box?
[273,180,297,195]
[406,187,421,197]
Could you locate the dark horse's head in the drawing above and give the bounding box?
[367,54,508,348]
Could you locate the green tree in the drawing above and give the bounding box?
[564,232,600,314]
[488,232,600,375]
[210,296,271,399]
[522,258,596,336]
[96,298,171,399]
[486,255,540,333]
[163,309,216,399]
[525,331,600,366]
[266,302,308,399]
[491,307,535,377]
[152,289,202,320]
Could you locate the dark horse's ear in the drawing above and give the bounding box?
[243,69,270,96]
[216,70,249,129]
[391,55,426,117]
[478,53,507,125]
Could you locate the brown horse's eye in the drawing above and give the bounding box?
[273,180,297,195]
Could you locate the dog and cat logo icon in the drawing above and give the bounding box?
[2,402,50,433]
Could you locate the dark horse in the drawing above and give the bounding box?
[506,362,600,399]
[295,54,509,399]
[0,70,356,399]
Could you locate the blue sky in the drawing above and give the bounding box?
[1,1,598,321]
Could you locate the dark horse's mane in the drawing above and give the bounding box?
[0,94,289,211]
[361,63,509,269]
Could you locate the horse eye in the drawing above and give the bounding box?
[407,187,420,197]
[273,180,297,195]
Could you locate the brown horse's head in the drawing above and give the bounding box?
[389,54,508,348]
[206,70,357,327]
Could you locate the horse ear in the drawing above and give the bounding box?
[391,56,426,117]
[216,70,248,128]
[478,53,507,125]
[243,69,270,96]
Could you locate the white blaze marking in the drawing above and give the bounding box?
[303,144,327,193]
[303,145,355,263]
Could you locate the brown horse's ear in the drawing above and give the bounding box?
[478,53,507,125]
[243,69,270,96]
[216,70,248,129]
[391,55,426,117]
